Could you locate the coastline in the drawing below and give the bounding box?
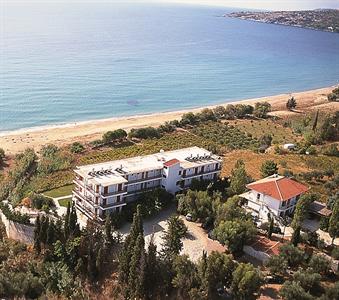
[1,86,337,155]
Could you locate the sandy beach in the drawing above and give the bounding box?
[1,86,338,155]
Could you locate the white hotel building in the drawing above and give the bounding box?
[72,147,222,222]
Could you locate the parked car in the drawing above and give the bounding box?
[185,213,193,222]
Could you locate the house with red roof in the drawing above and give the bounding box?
[240,174,309,222]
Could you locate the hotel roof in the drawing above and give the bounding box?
[246,175,309,201]
[75,146,221,184]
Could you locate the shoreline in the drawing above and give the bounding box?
[1,86,337,155]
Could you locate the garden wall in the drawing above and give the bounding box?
[0,209,34,245]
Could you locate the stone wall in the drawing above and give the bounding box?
[0,209,34,245]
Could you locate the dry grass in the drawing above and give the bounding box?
[221,150,310,180]
[226,119,300,144]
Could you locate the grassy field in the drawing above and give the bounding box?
[221,150,310,179]
[58,197,72,207]
[227,119,300,144]
[44,184,74,198]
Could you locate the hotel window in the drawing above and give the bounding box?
[179,170,182,175]
[117,195,121,203]
[102,199,107,206]
[103,186,108,194]
[257,193,260,200]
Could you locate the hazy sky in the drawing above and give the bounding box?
[2,0,339,10]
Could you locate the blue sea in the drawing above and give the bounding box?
[1,2,339,132]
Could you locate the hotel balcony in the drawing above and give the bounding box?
[75,202,105,223]
[73,190,98,208]
[125,175,162,186]
[101,188,128,198]
[182,167,222,179]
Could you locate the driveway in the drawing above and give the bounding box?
[119,205,226,262]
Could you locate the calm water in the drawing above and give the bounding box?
[1,2,339,132]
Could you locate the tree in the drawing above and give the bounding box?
[46,220,56,246]
[0,148,5,165]
[230,159,248,195]
[291,194,315,230]
[104,216,113,247]
[199,251,236,297]
[253,102,271,118]
[279,244,305,268]
[280,281,314,300]
[213,106,227,119]
[267,217,274,239]
[264,255,288,278]
[144,235,160,299]
[180,112,199,126]
[231,263,262,300]
[286,96,297,110]
[308,254,330,275]
[119,205,144,284]
[213,220,256,255]
[260,160,278,177]
[291,226,301,246]
[320,281,339,300]
[327,92,337,102]
[293,269,321,294]
[33,215,41,253]
[127,234,145,299]
[64,202,71,239]
[70,142,84,154]
[172,255,199,299]
[312,110,319,132]
[161,215,187,259]
[328,197,339,244]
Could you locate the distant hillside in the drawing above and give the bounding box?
[227,9,339,33]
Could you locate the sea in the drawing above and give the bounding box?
[1,2,339,132]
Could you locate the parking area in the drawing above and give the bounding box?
[119,205,226,262]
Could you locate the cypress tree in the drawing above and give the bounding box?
[291,226,301,247]
[144,235,158,299]
[119,205,144,283]
[127,234,145,300]
[55,218,63,241]
[96,246,105,275]
[46,220,56,246]
[39,216,49,245]
[312,109,319,132]
[268,217,274,239]
[69,202,79,236]
[33,215,41,253]
[328,199,339,244]
[64,201,71,239]
[105,215,113,247]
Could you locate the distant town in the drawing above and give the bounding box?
[228,9,339,33]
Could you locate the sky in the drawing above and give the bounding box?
[2,0,339,10]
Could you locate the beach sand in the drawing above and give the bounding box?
[1,86,338,155]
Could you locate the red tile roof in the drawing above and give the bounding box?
[247,175,309,202]
[250,236,282,256]
[163,158,180,167]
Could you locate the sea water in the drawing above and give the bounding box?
[1,2,339,131]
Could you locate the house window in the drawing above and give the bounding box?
[117,195,121,203]
[257,193,260,200]
[179,170,182,175]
